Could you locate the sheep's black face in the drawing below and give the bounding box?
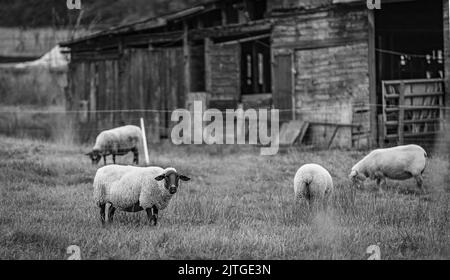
[86,151,101,165]
[349,170,366,188]
[155,171,191,195]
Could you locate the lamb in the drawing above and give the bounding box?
[349,144,427,192]
[93,165,190,225]
[293,163,333,208]
[86,125,142,165]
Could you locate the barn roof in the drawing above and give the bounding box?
[60,1,217,47]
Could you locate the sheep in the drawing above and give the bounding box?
[86,125,142,165]
[293,163,333,209]
[93,165,190,225]
[349,144,427,193]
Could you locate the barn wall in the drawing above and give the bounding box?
[190,45,205,92]
[67,47,185,143]
[268,0,332,11]
[272,6,370,148]
[208,43,241,102]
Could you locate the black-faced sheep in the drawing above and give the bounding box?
[86,125,142,165]
[93,165,190,225]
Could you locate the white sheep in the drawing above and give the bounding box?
[293,163,333,208]
[86,125,142,165]
[93,165,190,225]
[349,144,427,192]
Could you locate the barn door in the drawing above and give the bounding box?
[208,42,240,107]
[272,52,294,122]
[149,47,184,138]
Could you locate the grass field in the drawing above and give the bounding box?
[0,136,449,260]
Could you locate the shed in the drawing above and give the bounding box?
[61,0,449,149]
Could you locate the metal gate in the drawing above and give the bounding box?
[379,78,445,145]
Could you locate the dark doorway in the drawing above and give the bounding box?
[240,38,271,95]
[375,0,444,107]
[272,52,293,122]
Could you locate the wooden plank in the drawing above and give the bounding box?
[183,22,191,95]
[378,114,384,147]
[368,9,377,148]
[190,21,272,40]
[385,118,444,125]
[272,52,293,122]
[385,106,442,112]
[382,78,444,85]
[398,82,405,145]
[384,92,444,98]
[272,34,367,50]
[205,38,212,94]
[279,120,308,146]
[217,34,271,46]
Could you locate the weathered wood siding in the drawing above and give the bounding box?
[268,0,332,11]
[208,43,240,103]
[272,6,370,148]
[67,47,184,143]
[441,0,450,154]
[190,45,205,92]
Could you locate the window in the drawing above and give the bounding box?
[241,38,271,94]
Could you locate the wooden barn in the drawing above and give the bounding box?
[61,0,449,149]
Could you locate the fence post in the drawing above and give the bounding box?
[398,82,405,145]
[140,117,150,166]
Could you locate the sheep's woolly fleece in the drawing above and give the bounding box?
[93,166,177,211]
[293,163,333,201]
[93,125,141,153]
[349,144,427,181]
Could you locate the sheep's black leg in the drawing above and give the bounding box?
[152,206,159,226]
[132,148,139,165]
[145,206,158,226]
[103,156,107,165]
[109,206,116,222]
[415,175,425,193]
[112,154,116,164]
[145,208,154,225]
[99,204,106,225]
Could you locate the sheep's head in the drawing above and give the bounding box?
[155,168,190,195]
[85,151,101,165]
[349,169,366,188]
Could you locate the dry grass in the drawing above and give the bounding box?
[0,136,449,260]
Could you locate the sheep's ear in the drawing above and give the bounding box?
[155,174,166,181]
[179,175,191,181]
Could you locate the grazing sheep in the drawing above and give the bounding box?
[349,144,427,192]
[86,125,142,165]
[294,164,333,208]
[93,165,190,225]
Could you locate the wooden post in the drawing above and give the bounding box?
[183,21,191,95]
[290,51,296,120]
[378,114,384,147]
[204,37,212,93]
[398,82,405,145]
[368,10,378,148]
[221,3,227,26]
[140,118,150,166]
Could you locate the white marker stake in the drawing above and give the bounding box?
[140,117,150,166]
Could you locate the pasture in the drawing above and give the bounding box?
[0,136,449,260]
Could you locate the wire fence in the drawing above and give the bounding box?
[0,106,449,150]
